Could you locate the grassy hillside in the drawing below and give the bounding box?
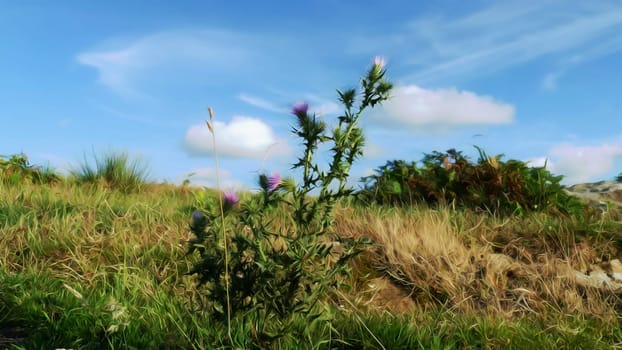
[3,64,622,349]
[1,179,622,349]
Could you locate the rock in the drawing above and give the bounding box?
[564,180,622,214]
[573,259,622,292]
[481,253,622,294]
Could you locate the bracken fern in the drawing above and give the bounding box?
[359,146,585,216]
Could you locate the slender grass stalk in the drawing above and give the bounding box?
[205,106,232,341]
[335,289,386,350]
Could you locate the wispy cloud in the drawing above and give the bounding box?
[76,28,346,101]
[238,94,289,114]
[183,116,290,158]
[57,117,72,128]
[373,85,514,132]
[94,102,185,128]
[416,4,622,83]
[308,100,340,116]
[239,92,342,117]
[541,32,622,90]
[352,1,622,85]
[77,30,257,98]
[291,93,342,116]
[541,73,562,91]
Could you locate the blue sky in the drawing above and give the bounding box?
[2,1,622,189]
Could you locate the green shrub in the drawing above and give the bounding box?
[359,147,585,216]
[0,153,60,185]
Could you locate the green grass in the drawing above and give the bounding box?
[329,310,621,350]
[1,178,622,348]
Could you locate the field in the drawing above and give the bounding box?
[3,65,622,349]
[2,177,622,349]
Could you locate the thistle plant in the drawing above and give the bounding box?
[186,58,392,347]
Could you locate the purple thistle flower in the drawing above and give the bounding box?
[191,210,205,229]
[223,191,239,206]
[292,102,309,116]
[192,210,204,222]
[267,172,281,191]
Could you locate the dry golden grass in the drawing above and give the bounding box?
[334,205,622,323]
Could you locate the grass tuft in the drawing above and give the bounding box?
[71,151,150,193]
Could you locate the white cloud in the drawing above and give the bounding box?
[182,167,246,189]
[33,153,72,175]
[314,101,341,116]
[362,143,384,158]
[526,156,549,168]
[300,93,342,116]
[361,167,376,178]
[375,85,514,130]
[537,143,622,184]
[183,116,290,158]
